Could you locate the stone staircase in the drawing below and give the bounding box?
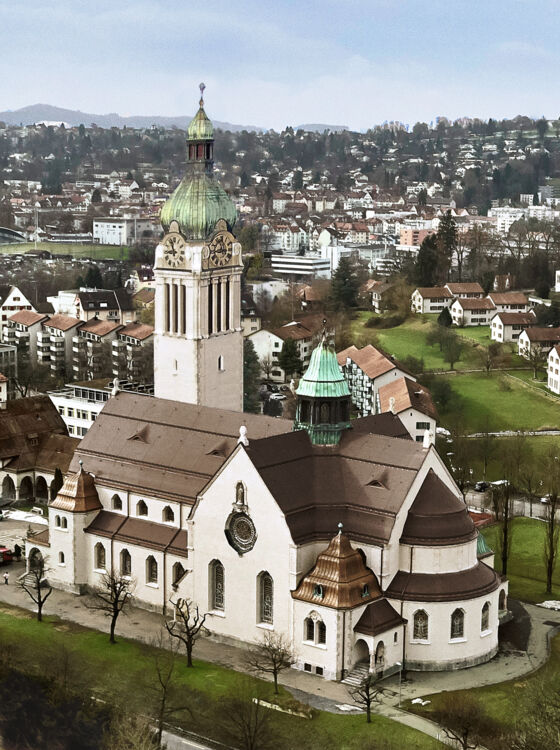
[342,662,370,686]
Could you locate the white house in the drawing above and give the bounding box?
[518,327,560,359]
[3,310,49,362]
[378,376,438,444]
[451,298,497,327]
[93,216,155,246]
[444,282,484,299]
[486,292,528,313]
[0,285,36,335]
[411,287,453,314]
[490,312,536,343]
[547,345,560,394]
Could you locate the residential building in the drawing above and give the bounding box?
[486,292,528,313]
[337,344,415,417]
[0,285,35,334]
[37,315,83,375]
[3,310,49,362]
[518,327,560,358]
[490,312,536,343]
[362,279,393,313]
[93,217,156,246]
[270,254,331,279]
[450,298,497,326]
[75,289,136,325]
[547,345,560,394]
[0,345,17,400]
[111,322,154,382]
[399,228,433,246]
[378,376,438,444]
[240,294,261,337]
[410,287,453,314]
[72,319,123,381]
[444,282,484,299]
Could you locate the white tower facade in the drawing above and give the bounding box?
[153,86,244,412]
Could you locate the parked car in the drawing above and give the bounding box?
[0,548,13,565]
[269,393,286,401]
[475,481,490,492]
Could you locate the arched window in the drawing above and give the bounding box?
[146,556,158,584]
[210,560,224,611]
[258,572,273,624]
[218,355,225,371]
[450,608,465,639]
[58,551,65,564]
[120,549,131,577]
[499,590,507,611]
[317,621,326,644]
[172,562,185,585]
[481,602,490,632]
[375,641,385,669]
[305,617,315,642]
[61,517,67,529]
[94,543,106,571]
[320,402,329,422]
[136,500,148,517]
[112,494,122,511]
[162,506,174,523]
[413,610,429,640]
[55,515,61,527]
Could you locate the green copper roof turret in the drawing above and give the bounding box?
[160,83,237,240]
[477,531,493,557]
[296,338,350,399]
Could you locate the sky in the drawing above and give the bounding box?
[1,0,560,130]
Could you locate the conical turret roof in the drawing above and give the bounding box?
[188,101,214,141]
[50,461,102,513]
[296,337,350,399]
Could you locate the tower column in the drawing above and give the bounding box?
[211,278,219,335]
[220,277,227,332]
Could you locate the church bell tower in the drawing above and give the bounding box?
[154,85,243,411]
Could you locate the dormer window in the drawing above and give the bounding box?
[362,584,370,598]
[313,584,324,600]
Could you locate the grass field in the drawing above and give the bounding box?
[0,242,130,260]
[438,372,560,432]
[481,517,560,602]
[0,606,441,750]
[408,632,560,749]
[479,435,560,482]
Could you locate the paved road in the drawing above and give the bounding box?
[161,730,216,750]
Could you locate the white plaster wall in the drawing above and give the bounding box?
[190,447,295,646]
[293,599,339,679]
[399,541,478,574]
[397,410,436,444]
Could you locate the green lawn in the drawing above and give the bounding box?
[439,372,560,432]
[0,606,441,750]
[481,517,560,603]
[480,435,560,482]
[453,325,492,346]
[407,632,560,749]
[0,242,130,260]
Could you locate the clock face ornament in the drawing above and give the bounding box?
[209,232,233,267]
[163,233,186,268]
[225,511,257,554]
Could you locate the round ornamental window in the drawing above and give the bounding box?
[226,512,257,553]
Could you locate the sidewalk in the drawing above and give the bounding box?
[0,560,557,747]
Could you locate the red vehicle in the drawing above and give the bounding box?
[0,548,13,565]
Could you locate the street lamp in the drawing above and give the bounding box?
[395,661,402,707]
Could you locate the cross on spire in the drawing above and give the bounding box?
[199,82,206,108]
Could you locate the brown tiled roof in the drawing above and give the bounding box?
[46,314,82,332]
[84,510,188,557]
[453,298,496,311]
[79,318,123,336]
[51,464,102,513]
[350,413,411,440]
[118,322,154,341]
[400,470,476,546]
[445,282,484,295]
[378,377,438,421]
[247,426,427,546]
[8,310,48,326]
[354,598,406,636]
[414,287,453,299]
[492,312,535,326]
[337,344,404,380]
[0,396,68,465]
[292,530,382,609]
[386,562,501,602]
[524,327,560,342]
[28,528,50,547]
[0,374,7,383]
[34,434,80,473]
[71,392,293,504]
[132,288,155,305]
[487,292,528,305]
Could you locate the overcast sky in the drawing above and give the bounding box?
[1,0,559,130]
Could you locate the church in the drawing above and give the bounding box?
[29,88,507,681]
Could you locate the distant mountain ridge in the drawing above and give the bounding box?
[295,123,349,132]
[0,104,264,133]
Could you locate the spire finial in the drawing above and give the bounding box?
[78,459,83,472]
[321,318,328,344]
[199,82,206,108]
[338,522,343,535]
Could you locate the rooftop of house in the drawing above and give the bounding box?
[378,376,438,421]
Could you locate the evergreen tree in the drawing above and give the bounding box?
[438,306,452,327]
[243,339,261,413]
[278,338,303,378]
[436,211,457,282]
[411,234,439,286]
[84,265,104,288]
[331,256,359,310]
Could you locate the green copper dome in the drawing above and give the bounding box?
[160,84,237,240]
[160,173,237,240]
[296,340,350,399]
[188,105,214,141]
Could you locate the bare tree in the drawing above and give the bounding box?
[432,693,488,750]
[19,554,52,622]
[349,673,385,723]
[165,597,209,667]
[477,341,504,375]
[245,631,295,695]
[540,449,560,594]
[260,354,273,380]
[526,345,547,380]
[513,674,560,750]
[86,569,135,644]
[102,711,158,750]
[220,677,273,750]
